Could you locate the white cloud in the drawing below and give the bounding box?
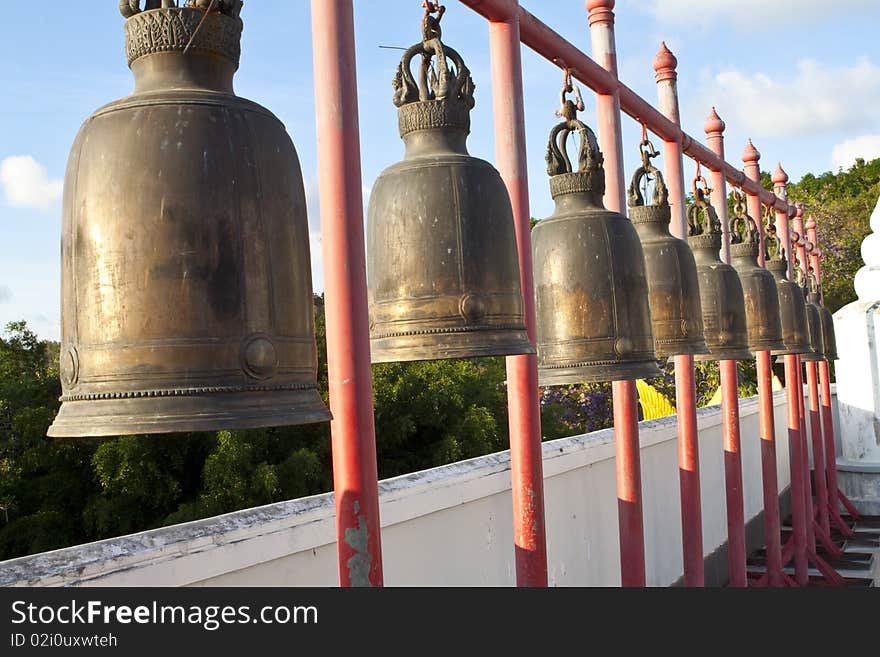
[831,134,880,171]
[0,155,63,210]
[0,286,11,303]
[692,57,880,139]
[633,0,878,29]
[302,175,374,294]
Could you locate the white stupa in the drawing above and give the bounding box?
[834,193,880,513]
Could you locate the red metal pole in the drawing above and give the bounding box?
[488,7,549,587]
[460,0,795,213]
[675,356,704,586]
[613,381,647,587]
[310,0,383,587]
[721,359,747,586]
[807,220,858,529]
[795,358,818,552]
[588,0,647,586]
[784,355,810,585]
[653,42,704,587]
[773,167,809,585]
[705,109,747,587]
[791,208,841,558]
[819,359,858,529]
[743,140,785,586]
[806,359,831,538]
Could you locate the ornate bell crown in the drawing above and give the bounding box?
[687,172,722,251]
[627,135,671,225]
[729,191,761,259]
[392,3,476,137]
[121,1,244,68]
[545,74,606,201]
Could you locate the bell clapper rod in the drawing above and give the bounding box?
[705,108,748,587]
[311,0,384,587]
[743,143,787,586]
[587,1,648,587]
[653,40,705,586]
[488,6,549,587]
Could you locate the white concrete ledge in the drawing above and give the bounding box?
[0,389,799,587]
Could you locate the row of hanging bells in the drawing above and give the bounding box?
[51,4,837,439]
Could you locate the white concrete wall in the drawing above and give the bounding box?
[0,390,800,588]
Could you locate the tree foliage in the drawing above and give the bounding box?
[0,160,875,561]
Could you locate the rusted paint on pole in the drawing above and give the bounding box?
[743,140,785,586]
[705,108,747,587]
[311,0,383,587]
[774,167,809,585]
[653,41,703,587]
[487,7,549,587]
[588,0,647,586]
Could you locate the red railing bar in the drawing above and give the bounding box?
[459,0,793,212]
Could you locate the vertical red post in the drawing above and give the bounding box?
[311,0,383,587]
[706,109,747,587]
[807,220,855,530]
[806,358,831,538]
[588,0,647,587]
[792,207,821,552]
[654,41,704,587]
[488,8,549,587]
[774,166,809,585]
[803,218,831,541]
[743,140,784,586]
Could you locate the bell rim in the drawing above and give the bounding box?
[694,347,755,362]
[654,339,712,358]
[771,345,814,356]
[538,361,662,386]
[747,339,788,353]
[370,330,535,364]
[46,389,331,439]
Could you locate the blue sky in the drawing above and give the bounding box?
[2,0,879,340]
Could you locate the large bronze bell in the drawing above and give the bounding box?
[687,178,752,361]
[49,3,330,437]
[366,6,533,362]
[728,194,785,353]
[628,140,708,358]
[533,80,659,385]
[764,217,812,356]
[802,268,826,362]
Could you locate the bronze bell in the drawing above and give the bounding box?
[687,177,753,361]
[764,218,812,356]
[628,139,708,358]
[819,297,839,361]
[802,268,826,362]
[366,6,533,362]
[728,194,785,353]
[532,78,659,385]
[49,3,330,437]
